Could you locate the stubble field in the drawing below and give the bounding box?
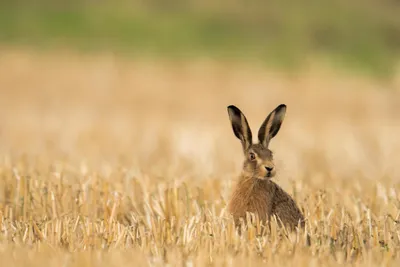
[1,49,400,266]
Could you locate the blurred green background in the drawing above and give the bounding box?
[1,0,400,76]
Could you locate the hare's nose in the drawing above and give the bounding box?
[265,166,274,172]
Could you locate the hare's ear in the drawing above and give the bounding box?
[258,104,286,147]
[227,105,253,151]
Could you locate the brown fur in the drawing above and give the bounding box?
[228,174,305,231]
[226,104,305,231]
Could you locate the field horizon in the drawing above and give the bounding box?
[2,0,400,77]
[1,48,400,266]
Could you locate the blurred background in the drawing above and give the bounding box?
[1,0,400,75]
[0,0,400,189]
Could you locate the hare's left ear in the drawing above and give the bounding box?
[258,104,286,147]
[227,105,253,152]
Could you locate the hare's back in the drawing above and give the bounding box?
[270,181,305,230]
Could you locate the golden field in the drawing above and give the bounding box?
[1,49,400,266]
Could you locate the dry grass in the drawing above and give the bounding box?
[1,49,400,266]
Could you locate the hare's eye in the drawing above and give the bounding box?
[249,152,256,161]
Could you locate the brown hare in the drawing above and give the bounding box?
[227,104,305,232]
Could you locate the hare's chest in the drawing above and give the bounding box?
[245,187,273,218]
[229,183,273,222]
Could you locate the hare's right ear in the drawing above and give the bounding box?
[227,105,252,151]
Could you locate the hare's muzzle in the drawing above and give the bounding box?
[264,165,276,178]
[265,166,273,172]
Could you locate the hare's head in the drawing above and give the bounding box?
[227,104,286,180]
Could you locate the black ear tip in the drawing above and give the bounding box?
[227,105,241,115]
[227,105,237,110]
[277,104,287,111]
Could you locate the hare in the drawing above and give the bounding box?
[227,104,305,231]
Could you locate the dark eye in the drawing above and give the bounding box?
[249,152,256,161]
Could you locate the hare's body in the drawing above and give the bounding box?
[228,175,304,230]
[226,104,305,231]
